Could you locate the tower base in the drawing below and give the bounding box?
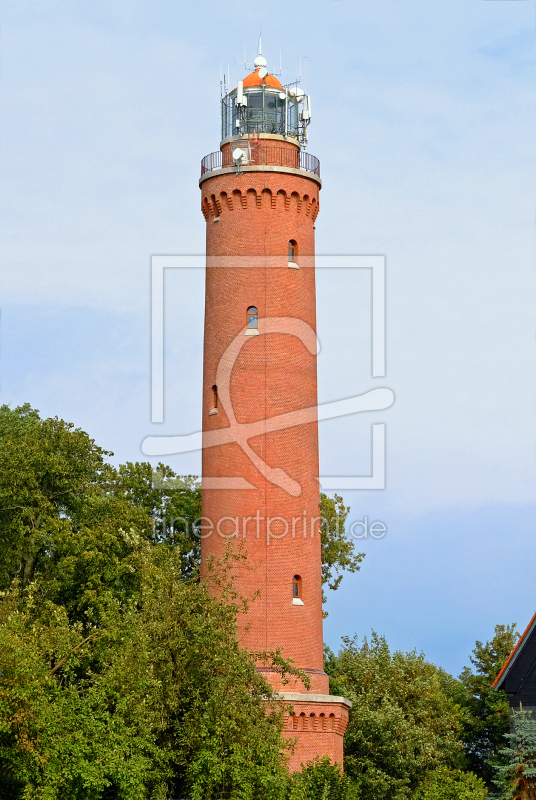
[277,693,352,772]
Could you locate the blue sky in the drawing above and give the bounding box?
[1,0,535,675]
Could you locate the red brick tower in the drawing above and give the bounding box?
[199,54,351,771]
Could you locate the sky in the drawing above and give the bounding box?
[1,0,535,675]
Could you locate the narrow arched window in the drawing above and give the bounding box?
[292,575,302,598]
[209,384,219,416]
[288,240,297,261]
[247,306,258,329]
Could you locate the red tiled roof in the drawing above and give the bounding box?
[492,612,536,690]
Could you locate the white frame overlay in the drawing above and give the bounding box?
[143,254,393,491]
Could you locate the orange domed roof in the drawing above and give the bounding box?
[242,68,283,90]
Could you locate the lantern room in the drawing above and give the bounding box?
[221,55,312,145]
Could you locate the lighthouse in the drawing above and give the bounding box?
[199,53,351,771]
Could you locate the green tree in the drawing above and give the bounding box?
[319,493,364,604]
[0,540,298,799]
[0,404,366,797]
[0,580,171,799]
[107,461,202,578]
[0,405,298,798]
[0,405,202,597]
[458,625,519,785]
[331,633,466,800]
[0,403,113,591]
[411,767,487,800]
[493,710,536,800]
[287,757,360,800]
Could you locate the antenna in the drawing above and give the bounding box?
[258,29,262,57]
[237,80,247,107]
[232,146,247,174]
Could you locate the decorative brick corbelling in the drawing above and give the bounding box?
[276,697,350,771]
[277,189,290,211]
[201,186,319,221]
[211,193,222,216]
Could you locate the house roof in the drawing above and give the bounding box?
[492,612,536,691]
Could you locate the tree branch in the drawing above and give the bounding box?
[48,633,98,676]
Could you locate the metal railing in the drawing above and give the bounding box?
[300,151,321,177]
[201,147,320,178]
[200,151,222,175]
